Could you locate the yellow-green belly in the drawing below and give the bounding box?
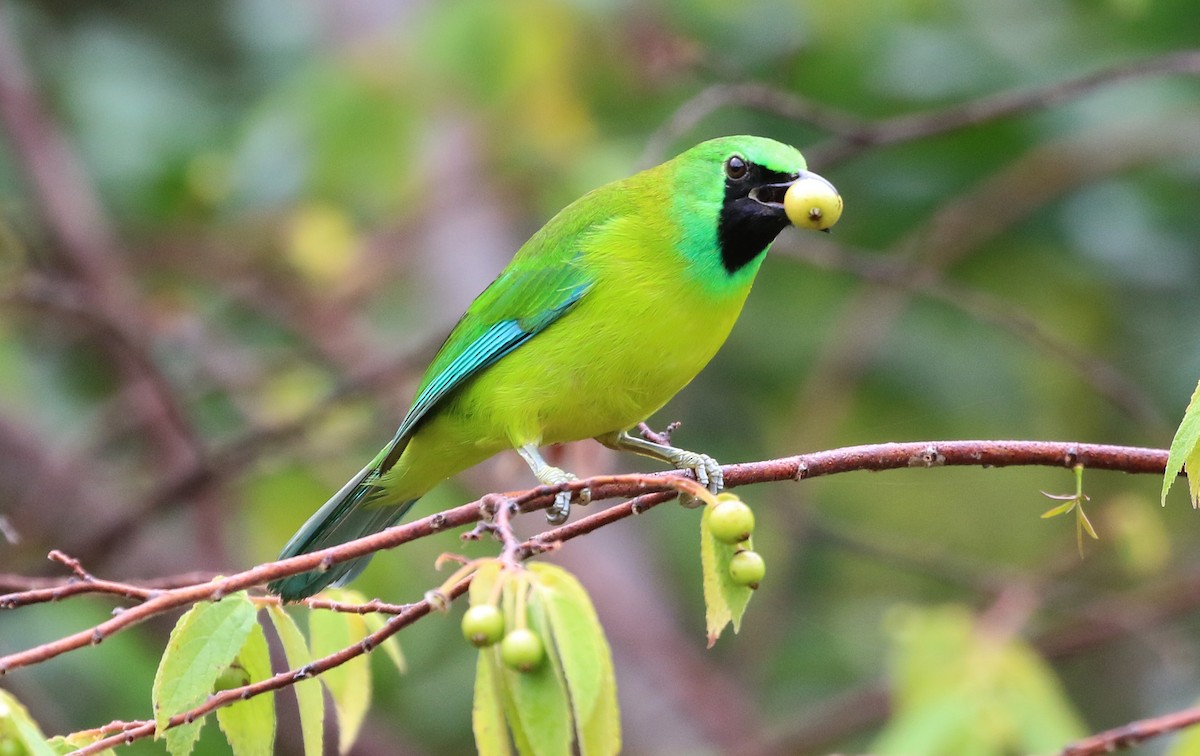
[384,271,753,500]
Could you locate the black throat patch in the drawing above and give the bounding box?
[717,164,795,274]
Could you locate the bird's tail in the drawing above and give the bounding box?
[268,447,416,601]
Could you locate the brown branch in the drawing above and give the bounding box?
[641,51,1200,167]
[1060,706,1200,755]
[70,579,472,756]
[0,440,1172,676]
[808,50,1200,166]
[0,8,226,560]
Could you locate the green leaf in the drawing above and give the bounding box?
[499,574,572,756]
[0,688,59,756]
[873,605,1085,755]
[47,731,118,756]
[215,619,275,756]
[309,594,372,754]
[266,606,324,756]
[152,592,257,756]
[1166,697,1200,755]
[473,644,514,756]
[350,592,410,676]
[1162,378,1200,507]
[470,559,504,605]
[700,504,754,647]
[529,563,620,756]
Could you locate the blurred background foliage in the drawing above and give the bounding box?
[0,0,1198,753]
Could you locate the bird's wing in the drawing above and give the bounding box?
[380,258,593,471]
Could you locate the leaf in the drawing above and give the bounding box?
[473,644,514,756]
[152,592,257,756]
[700,504,754,647]
[873,605,1085,755]
[1162,378,1200,507]
[499,574,572,756]
[0,688,60,756]
[1166,697,1200,755]
[360,611,405,674]
[47,731,118,756]
[309,594,372,754]
[529,563,620,756]
[215,619,275,756]
[266,606,324,756]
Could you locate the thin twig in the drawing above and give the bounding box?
[1060,706,1200,756]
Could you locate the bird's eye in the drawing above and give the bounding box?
[725,155,748,180]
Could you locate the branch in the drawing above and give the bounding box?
[1060,706,1200,756]
[808,50,1200,166]
[70,578,471,756]
[642,50,1200,166]
[0,439,1171,676]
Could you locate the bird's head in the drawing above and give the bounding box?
[667,135,841,276]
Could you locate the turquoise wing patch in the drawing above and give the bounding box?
[380,269,592,471]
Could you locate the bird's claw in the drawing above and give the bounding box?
[673,451,723,507]
[544,474,589,525]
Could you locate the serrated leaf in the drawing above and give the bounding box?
[1162,378,1200,507]
[215,619,275,756]
[700,504,754,647]
[266,606,324,756]
[152,592,257,756]
[499,576,572,756]
[309,597,372,754]
[473,644,513,756]
[0,688,59,756]
[318,587,406,675]
[529,563,620,756]
[354,611,405,677]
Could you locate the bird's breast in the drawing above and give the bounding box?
[454,249,754,448]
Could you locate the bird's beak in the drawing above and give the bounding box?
[760,169,842,232]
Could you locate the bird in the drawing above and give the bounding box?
[268,135,842,600]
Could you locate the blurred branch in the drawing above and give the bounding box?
[786,117,1200,451]
[643,50,1200,166]
[780,239,1168,434]
[66,348,425,564]
[0,9,227,560]
[1060,707,1200,755]
[640,83,866,167]
[808,50,1200,167]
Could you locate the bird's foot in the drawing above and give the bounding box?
[669,449,723,507]
[517,443,588,525]
[597,430,723,508]
[544,468,589,525]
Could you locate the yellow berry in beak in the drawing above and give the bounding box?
[784,172,843,231]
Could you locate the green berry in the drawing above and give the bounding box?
[213,663,250,692]
[461,604,505,647]
[729,549,766,588]
[500,628,545,672]
[708,497,755,544]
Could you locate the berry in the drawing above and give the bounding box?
[784,174,843,231]
[461,604,505,647]
[500,628,545,672]
[729,550,766,588]
[708,497,755,544]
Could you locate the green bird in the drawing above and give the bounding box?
[269,135,841,600]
